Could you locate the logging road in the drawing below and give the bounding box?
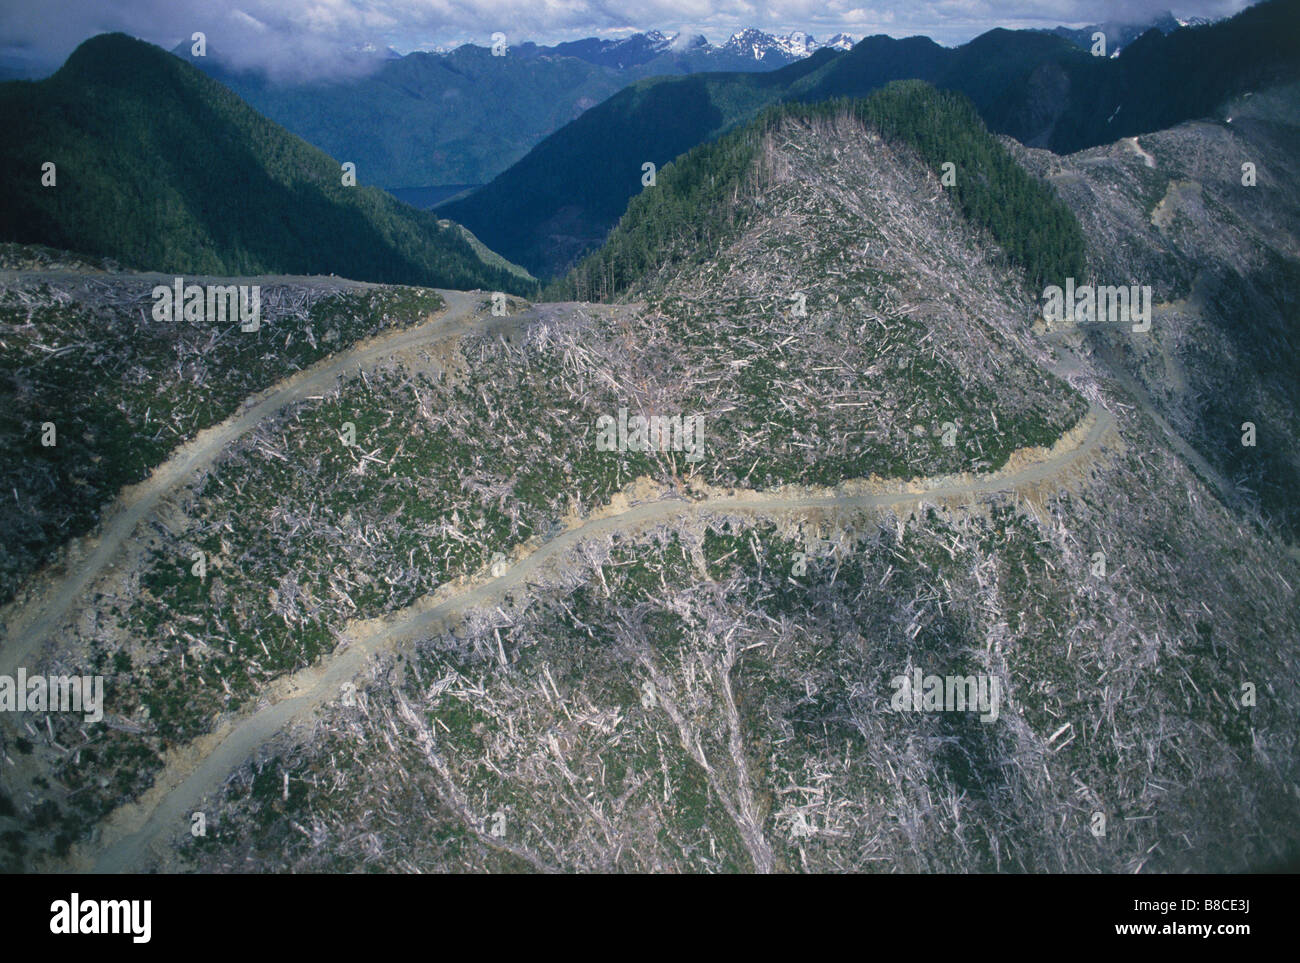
[0,286,498,680]
[0,272,1118,873]
[86,399,1115,872]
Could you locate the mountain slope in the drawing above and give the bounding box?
[438,56,834,279]
[1011,81,1300,542]
[550,83,1086,300]
[0,34,535,294]
[219,97,1297,875]
[178,29,837,191]
[1044,10,1201,54]
[0,259,453,610]
[20,98,1297,875]
[443,0,1300,280]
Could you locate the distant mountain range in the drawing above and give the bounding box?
[0,34,536,293]
[713,29,857,61]
[441,0,1300,280]
[1043,10,1214,54]
[0,14,1218,192]
[168,28,857,192]
[491,29,858,68]
[3,5,1291,289]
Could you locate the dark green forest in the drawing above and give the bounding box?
[179,34,803,191]
[448,0,1300,280]
[547,82,1087,301]
[0,34,537,295]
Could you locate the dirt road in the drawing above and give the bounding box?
[3,274,1118,873]
[0,288,491,679]
[87,401,1115,873]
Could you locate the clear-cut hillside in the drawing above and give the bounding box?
[1010,81,1300,542]
[6,99,1292,874]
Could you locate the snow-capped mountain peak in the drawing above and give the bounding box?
[719,28,857,61]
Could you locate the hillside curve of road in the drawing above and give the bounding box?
[85,397,1116,873]
[0,286,497,680]
[1,272,1120,873]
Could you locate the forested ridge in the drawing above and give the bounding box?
[547,82,1087,301]
[448,0,1299,280]
[0,34,537,295]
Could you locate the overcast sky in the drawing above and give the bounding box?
[0,0,1256,82]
